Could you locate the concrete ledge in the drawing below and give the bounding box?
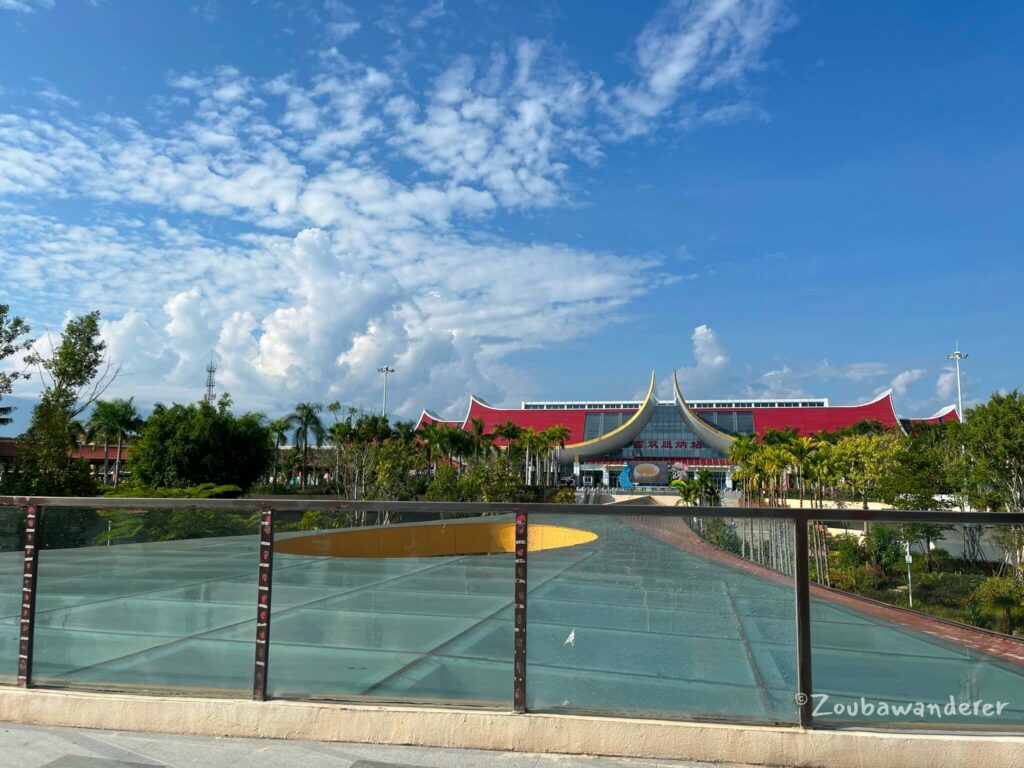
[1,687,1022,768]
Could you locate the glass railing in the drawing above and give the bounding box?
[27,502,261,695]
[525,510,796,723]
[805,519,1024,729]
[265,507,514,707]
[0,497,1021,733]
[0,505,21,685]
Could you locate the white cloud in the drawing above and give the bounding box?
[886,368,925,396]
[674,324,730,395]
[937,369,956,400]
[409,0,448,30]
[0,0,52,12]
[387,40,601,208]
[609,0,791,136]
[191,1,218,23]
[813,359,891,381]
[36,79,80,108]
[0,2,796,416]
[326,20,361,40]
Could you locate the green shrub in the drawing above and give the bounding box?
[704,518,741,555]
[553,487,576,504]
[973,576,1024,635]
[102,483,243,499]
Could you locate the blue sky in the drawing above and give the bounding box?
[0,0,1021,432]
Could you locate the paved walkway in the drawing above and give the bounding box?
[623,514,1024,664]
[1,723,754,768]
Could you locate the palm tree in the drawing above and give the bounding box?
[107,397,142,488]
[762,444,790,508]
[542,424,572,486]
[671,478,699,506]
[785,436,816,508]
[87,400,119,485]
[491,419,522,448]
[467,417,493,464]
[519,428,548,485]
[416,421,442,470]
[693,469,721,506]
[728,434,758,506]
[286,402,326,489]
[392,420,417,444]
[268,417,290,489]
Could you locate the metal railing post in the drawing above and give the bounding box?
[17,504,41,688]
[793,515,813,727]
[513,510,528,713]
[253,507,274,701]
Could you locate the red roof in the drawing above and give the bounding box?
[748,391,903,436]
[904,404,961,426]
[466,401,592,445]
[0,439,129,463]
[415,389,959,446]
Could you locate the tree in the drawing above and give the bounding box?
[416,421,442,470]
[129,398,273,490]
[467,417,493,464]
[106,397,142,488]
[0,304,33,427]
[728,434,758,505]
[833,432,901,509]
[957,391,1024,580]
[958,391,1024,514]
[541,424,571,485]
[24,311,119,419]
[86,400,118,484]
[671,478,699,506]
[519,427,547,485]
[11,312,117,495]
[286,402,326,489]
[491,419,522,447]
[785,436,816,508]
[426,464,468,502]
[370,437,422,501]
[268,417,290,488]
[693,469,721,506]
[864,524,903,572]
[879,428,955,570]
[472,454,521,502]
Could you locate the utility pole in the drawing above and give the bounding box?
[377,365,395,418]
[947,345,968,422]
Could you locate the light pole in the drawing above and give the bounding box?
[377,365,395,418]
[905,542,914,609]
[947,345,968,422]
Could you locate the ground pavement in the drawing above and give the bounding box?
[0,722,755,768]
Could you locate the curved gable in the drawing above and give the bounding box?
[562,371,659,460]
[673,371,736,454]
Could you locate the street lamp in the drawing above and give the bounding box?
[947,345,968,422]
[377,365,395,418]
